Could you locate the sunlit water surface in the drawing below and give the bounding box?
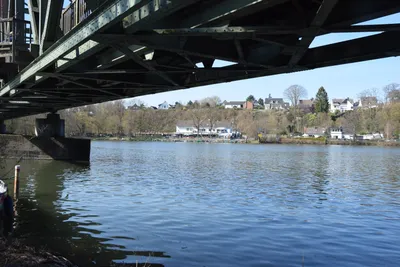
[2,141,400,267]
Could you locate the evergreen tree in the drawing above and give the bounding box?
[315,86,329,113]
[246,95,255,102]
[258,98,264,106]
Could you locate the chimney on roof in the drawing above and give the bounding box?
[269,94,271,98]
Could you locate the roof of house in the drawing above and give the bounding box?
[332,98,345,103]
[299,99,314,106]
[329,127,353,135]
[332,98,353,105]
[360,96,378,105]
[224,101,245,105]
[265,98,284,104]
[388,90,400,102]
[342,98,353,104]
[177,120,232,128]
[176,120,194,127]
[128,104,140,110]
[268,102,290,108]
[304,127,326,135]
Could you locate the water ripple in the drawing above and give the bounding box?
[11,142,400,267]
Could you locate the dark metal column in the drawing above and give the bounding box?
[13,0,25,45]
[39,0,63,54]
[0,120,6,134]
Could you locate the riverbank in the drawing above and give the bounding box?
[278,137,400,147]
[92,136,400,147]
[0,238,76,267]
[0,238,160,267]
[93,136,251,144]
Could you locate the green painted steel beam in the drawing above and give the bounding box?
[1,0,193,97]
[40,0,64,54]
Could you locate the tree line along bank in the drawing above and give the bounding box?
[3,84,400,140]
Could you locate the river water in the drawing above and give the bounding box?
[2,142,400,267]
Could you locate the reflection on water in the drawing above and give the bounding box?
[1,143,400,267]
[1,160,167,266]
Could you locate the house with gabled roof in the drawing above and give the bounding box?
[330,98,354,113]
[264,94,289,110]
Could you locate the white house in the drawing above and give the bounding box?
[158,101,169,109]
[354,96,378,109]
[264,94,290,110]
[358,133,384,140]
[343,134,354,140]
[330,128,343,139]
[330,98,354,113]
[176,120,233,137]
[223,101,245,109]
[329,128,383,140]
[330,128,354,140]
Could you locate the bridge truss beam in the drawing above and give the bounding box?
[0,0,399,120]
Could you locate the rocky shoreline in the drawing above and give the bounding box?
[1,238,163,267]
[0,238,77,267]
[93,136,400,147]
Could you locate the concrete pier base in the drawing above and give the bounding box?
[35,113,65,137]
[0,135,91,162]
[0,121,5,134]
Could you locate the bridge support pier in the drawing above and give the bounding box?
[0,114,91,162]
[35,113,65,137]
[0,120,5,134]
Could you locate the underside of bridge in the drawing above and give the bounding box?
[0,0,399,120]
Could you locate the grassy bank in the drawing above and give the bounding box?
[92,135,159,142]
[260,137,400,147]
[93,136,249,144]
[92,136,400,147]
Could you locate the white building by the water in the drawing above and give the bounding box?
[176,120,233,137]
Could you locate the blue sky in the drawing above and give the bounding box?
[129,13,400,106]
[58,1,398,106]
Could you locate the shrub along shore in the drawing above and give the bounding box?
[92,135,400,147]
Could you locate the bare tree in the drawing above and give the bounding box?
[381,102,400,139]
[60,108,93,137]
[200,96,221,108]
[91,104,109,135]
[189,109,207,136]
[383,83,400,103]
[126,98,146,109]
[207,108,221,137]
[107,100,126,136]
[236,110,258,138]
[356,88,380,133]
[343,110,362,140]
[358,88,382,103]
[134,110,147,134]
[284,85,308,107]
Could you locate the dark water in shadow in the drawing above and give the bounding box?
[1,142,400,267]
